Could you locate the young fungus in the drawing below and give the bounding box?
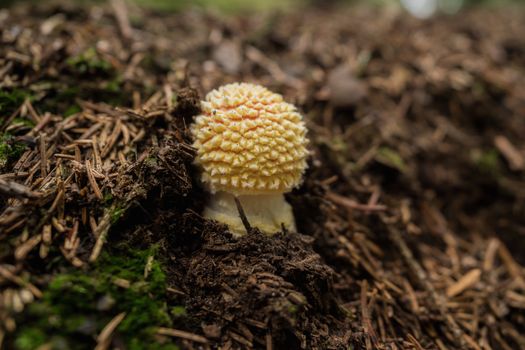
[191,82,309,236]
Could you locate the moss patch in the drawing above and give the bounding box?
[375,146,407,173]
[471,148,501,178]
[10,117,36,128]
[0,133,27,169]
[66,47,113,75]
[0,89,30,115]
[13,247,179,350]
[132,0,301,13]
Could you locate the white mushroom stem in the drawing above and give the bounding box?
[203,191,297,237]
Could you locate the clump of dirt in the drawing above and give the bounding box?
[167,218,347,348]
[1,1,525,349]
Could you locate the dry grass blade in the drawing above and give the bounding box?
[95,312,126,350]
[360,280,379,348]
[494,135,524,171]
[111,0,133,39]
[327,192,387,212]
[39,134,47,178]
[0,266,42,298]
[85,159,103,200]
[446,269,482,298]
[157,328,209,344]
[0,179,42,199]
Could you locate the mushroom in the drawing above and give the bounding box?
[191,82,309,236]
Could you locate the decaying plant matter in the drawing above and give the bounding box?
[0,1,524,349]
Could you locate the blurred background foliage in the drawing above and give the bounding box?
[0,0,522,13]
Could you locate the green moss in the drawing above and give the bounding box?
[35,84,81,116]
[375,147,407,173]
[170,306,187,317]
[11,117,36,128]
[13,247,180,350]
[471,148,501,177]
[0,89,31,115]
[64,104,82,117]
[199,0,301,13]
[66,47,113,75]
[287,304,298,314]
[14,328,47,350]
[132,0,301,13]
[110,206,126,224]
[104,76,124,93]
[145,156,158,167]
[103,193,114,204]
[38,80,128,115]
[0,133,27,169]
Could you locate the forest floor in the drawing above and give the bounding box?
[1,1,525,349]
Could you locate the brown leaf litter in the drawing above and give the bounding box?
[1,1,525,349]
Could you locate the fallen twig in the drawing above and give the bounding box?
[0,179,42,199]
[327,192,387,212]
[157,327,209,344]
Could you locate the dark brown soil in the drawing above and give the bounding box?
[1,1,525,349]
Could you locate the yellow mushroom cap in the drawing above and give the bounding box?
[191,82,309,195]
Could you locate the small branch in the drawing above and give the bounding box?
[85,159,103,200]
[0,178,42,199]
[0,265,42,298]
[494,135,524,171]
[327,191,387,212]
[89,190,135,262]
[157,328,209,344]
[89,202,121,262]
[360,280,379,348]
[446,268,481,298]
[39,133,47,178]
[234,196,252,233]
[95,312,126,350]
[110,0,133,40]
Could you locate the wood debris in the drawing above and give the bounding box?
[1,2,524,350]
